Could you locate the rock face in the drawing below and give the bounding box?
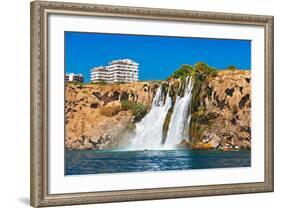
[65,82,159,150]
[65,70,251,151]
[189,70,251,150]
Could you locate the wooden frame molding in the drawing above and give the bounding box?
[30,1,274,207]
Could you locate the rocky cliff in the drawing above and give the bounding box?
[188,70,251,150]
[65,70,251,151]
[65,82,159,150]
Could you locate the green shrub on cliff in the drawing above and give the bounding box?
[194,62,217,80]
[121,100,134,111]
[90,81,107,85]
[171,64,194,79]
[169,62,217,80]
[227,65,237,71]
[133,103,148,121]
[121,100,148,121]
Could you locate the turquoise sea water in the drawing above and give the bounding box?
[65,149,251,175]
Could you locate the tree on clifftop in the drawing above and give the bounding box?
[171,64,194,79]
[227,65,237,71]
[169,62,217,80]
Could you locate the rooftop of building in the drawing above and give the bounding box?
[66,73,83,77]
[110,59,138,66]
[91,59,139,72]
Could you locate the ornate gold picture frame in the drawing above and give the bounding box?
[30,1,273,207]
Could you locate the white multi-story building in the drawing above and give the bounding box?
[65,73,84,83]
[91,59,139,83]
[90,66,109,83]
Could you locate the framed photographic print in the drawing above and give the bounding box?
[30,1,274,207]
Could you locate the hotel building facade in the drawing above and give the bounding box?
[65,73,84,83]
[91,59,139,83]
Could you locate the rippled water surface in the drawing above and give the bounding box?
[65,149,251,175]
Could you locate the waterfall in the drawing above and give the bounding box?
[130,86,172,150]
[129,77,193,150]
[165,77,193,148]
[165,77,192,147]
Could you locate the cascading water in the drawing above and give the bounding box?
[165,77,193,148]
[129,77,193,150]
[130,86,172,150]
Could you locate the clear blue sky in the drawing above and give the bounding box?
[65,32,251,83]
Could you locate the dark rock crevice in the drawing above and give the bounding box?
[239,94,250,109]
[225,88,235,96]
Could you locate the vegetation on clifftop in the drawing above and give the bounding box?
[167,62,219,114]
[169,62,217,81]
